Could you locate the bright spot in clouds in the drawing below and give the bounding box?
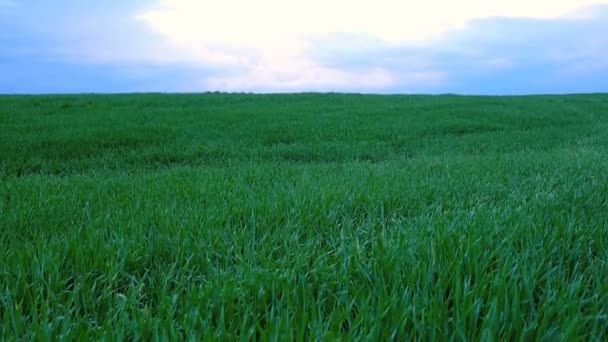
[137,0,608,91]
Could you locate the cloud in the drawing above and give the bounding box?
[0,33,222,94]
[277,5,608,93]
[0,1,232,93]
[135,0,608,93]
[431,7,608,93]
[203,65,396,93]
[140,0,608,43]
[1,0,607,93]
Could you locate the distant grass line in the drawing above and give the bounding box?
[1,93,608,339]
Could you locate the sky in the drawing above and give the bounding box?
[1,0,607,94]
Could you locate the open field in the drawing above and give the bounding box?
[1,93,608,339]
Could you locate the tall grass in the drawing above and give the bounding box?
[1,93,607,339]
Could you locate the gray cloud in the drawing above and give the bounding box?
[308,5,608,94]
[0,1,239,93]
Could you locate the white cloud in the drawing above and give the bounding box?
[136,0,608,91]
[140,0,608,44]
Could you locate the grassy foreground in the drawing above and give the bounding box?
[1,93,608,339]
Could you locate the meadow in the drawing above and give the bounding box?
[1,93,607,339]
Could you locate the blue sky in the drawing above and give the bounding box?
[1,0,607,94]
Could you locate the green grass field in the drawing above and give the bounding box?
[1,93,608,339]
